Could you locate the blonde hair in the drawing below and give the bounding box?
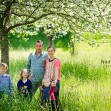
[20,69,29,80]
[0,63,8,71]
[42,78,50,86]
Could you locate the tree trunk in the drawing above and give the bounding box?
[47,35,54,46]
[0,28,2,53]
[1,30,9,68]
[0,30,1,63]
[72,35,76,56]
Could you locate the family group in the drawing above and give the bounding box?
[0,40,60,111]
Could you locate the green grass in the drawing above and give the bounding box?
[1,42,111,111]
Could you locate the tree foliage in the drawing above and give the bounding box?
[1,0,111,34]
[0,0,111,65]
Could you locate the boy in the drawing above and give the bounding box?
[0,63,13,98]
[41,78,51,106]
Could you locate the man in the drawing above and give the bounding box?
[26,40,48,94]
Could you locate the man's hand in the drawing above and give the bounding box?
[39,86,43,90]
[28,75,32,81]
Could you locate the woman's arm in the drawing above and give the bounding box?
[53,59,60,81]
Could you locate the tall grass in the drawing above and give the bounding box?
[1,42,111,111]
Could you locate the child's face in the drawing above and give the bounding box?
[22,69,28,79]
[51,81,56,87]
[43,79,50,87]
[0,66,7,75]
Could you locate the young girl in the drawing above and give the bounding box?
[49,80,58,111]
[0,63,13,98]
[17,69,32,98]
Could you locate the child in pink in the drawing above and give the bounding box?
[49,81,57,111]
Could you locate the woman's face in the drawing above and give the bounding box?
[47,48,55,58]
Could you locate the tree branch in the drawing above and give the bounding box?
[25,3,42,21]
[11,11,37,19]
[6,13,55,33]
[65,17,111,46]
[56,12,93,25]
[0,0,5,4]
[1,0,15,21]
[99,0,111,16]
[19,1,41,8]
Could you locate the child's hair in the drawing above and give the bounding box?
[0,63,8,70]
[20,69,29,80]
[42,78,51,87]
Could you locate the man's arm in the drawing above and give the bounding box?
[26,53,31,75]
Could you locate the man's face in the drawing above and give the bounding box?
[35,42,43,53]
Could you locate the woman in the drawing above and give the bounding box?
[44,46,60,110]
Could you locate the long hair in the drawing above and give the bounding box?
[20,69,29,80]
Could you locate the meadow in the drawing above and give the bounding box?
[0,41,111,111]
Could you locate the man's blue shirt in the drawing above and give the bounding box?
[26,51,48,81]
